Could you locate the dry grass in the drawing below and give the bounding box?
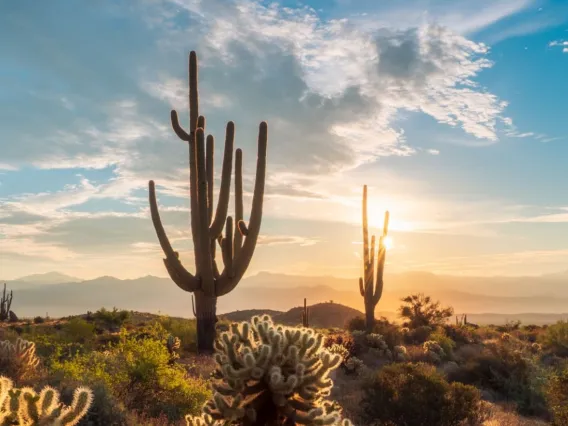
[482,403,550,426]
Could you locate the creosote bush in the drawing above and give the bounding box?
[186,315,353,425]
[361,362,483,426]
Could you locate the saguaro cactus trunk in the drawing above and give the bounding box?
[148,51,268,353]
[359,185,389,333]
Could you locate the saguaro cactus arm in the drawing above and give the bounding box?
[215,122,267,296]
[148,181,199,292]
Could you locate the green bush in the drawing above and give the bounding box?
[62,317,96,344]
[50,328,210,422]
[430,330,456,360]
[446,342,549,417]
[540,320,568,357]
[346,316,366,332]
[546,365,568,426]
[33,316,45,324]
[93,307,131,330]
[361,362,483,426]
[156,315,197,352]
[373,317,403,348]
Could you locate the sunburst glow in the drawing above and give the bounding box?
[383,236,393,251]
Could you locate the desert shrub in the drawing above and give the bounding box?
[545,365,568,425]
[446,342,549,417]
[405,325,433,344]
[474,325,501,342]
[157,316,197,353]
[93,307,131,330]
[51,329,209,422]
[444,324,477,346]
[33,316,45,324]
[496,320,522,333]
[360,362,483,426]
[430,330,456,360]
[372,317,403,347]
[540,320,568,357]
[62,317,96,344]
[399,293,454,329]
[346,316,366,332]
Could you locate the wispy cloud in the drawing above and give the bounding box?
[549,39,568,53]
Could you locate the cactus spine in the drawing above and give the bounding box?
[359,185,389,333]
[302,298,309,327]
[148,51,268,353]
[0,284,13,322]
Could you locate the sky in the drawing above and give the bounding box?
[0,0,567,281]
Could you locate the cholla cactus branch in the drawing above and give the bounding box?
[359,185,389,333]
[0,338,40,383]
[186,315,353,425]
[0,376,93,425]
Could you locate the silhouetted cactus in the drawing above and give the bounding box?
[358,185,389,333]
[0,283,13,322]
[0,375,93,425]
[148,51,268,353]
[185,315,353,425]
[302,298,309,328]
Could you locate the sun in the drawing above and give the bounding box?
[383,236,393,251]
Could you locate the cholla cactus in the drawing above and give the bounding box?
[0,339,40,383]
[500,333,512,342]
[343,357,364,376]
[423,340,445,363]
[0,375,93,425]
[366,334,391,359]
[393,345,408,362]
[185,315,353,425]
[327,344,349,362]
[167,335,181,364]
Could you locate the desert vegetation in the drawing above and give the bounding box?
[2,49,567,426]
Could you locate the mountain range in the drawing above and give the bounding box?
[3,270,568,323]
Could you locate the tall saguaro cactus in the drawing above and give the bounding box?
[148,51,268,353]
[359,185,389,333]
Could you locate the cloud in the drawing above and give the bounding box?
[549,40,568,53]
[257,235,320,247]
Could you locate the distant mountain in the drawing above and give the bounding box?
[6,271,568,322]
[5,272,82,287]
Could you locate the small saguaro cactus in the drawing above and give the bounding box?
[0,376,93,425]
[302,298,309,328]
[0,283,13,322]
[358,185,389,333]
[148,51,268,353]
[184,315,353,426]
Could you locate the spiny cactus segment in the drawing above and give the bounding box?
[185,315,354,425]
[0,376,93,425]
[0,338,40,383]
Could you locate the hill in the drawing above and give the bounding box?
[221,302,364,329]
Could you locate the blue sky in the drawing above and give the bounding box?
[0,0,567,280]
